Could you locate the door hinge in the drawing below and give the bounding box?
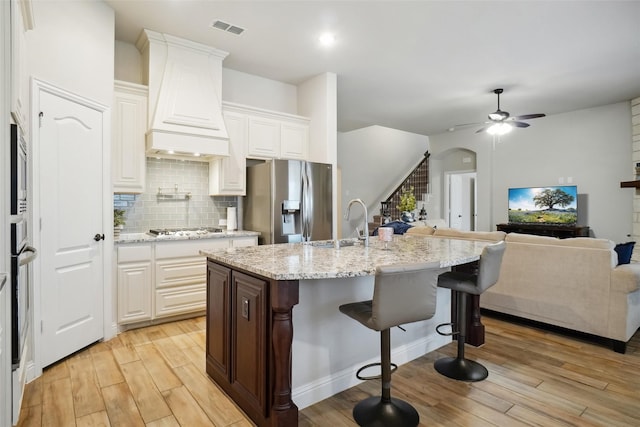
[38,111,43,128]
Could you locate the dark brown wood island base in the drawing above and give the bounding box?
[206,260,299,427]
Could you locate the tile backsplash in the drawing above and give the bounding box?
[114,158,237,233]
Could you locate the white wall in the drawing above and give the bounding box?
[298,72,338,238]
[429,102,633,242]
[298,72,338,165]
[114,40,143,84]
[222,68,297,114]
[338,126,429,237]
[27,0,114,107]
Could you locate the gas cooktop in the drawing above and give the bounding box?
[148,227,224,237]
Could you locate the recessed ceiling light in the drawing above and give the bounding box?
[319,32,336,47]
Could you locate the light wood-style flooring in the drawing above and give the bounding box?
[17,314,640,426]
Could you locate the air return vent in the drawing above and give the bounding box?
[211,20,245,36]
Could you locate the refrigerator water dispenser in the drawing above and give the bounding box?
[281,200,301,236]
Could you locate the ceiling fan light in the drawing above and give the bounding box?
[488,110,509,121]
[487,123,512,136]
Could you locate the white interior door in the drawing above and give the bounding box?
[449,174,463,229]
[448,172,477,231]
[38,89,104,368]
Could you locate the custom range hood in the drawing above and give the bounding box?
[136,29,229,160]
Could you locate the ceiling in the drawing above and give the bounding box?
[105,0,640,136]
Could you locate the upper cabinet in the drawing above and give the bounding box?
[244,105,309,160]
[209,108,248,195]
[248,115,280,158]
[10,0,33,135]
[113,81,148,193]
[210,102,310,196]
[280,121,309,160]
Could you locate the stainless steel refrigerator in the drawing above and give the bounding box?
[244,160,332,245]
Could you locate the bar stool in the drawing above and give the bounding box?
[339,261,444,427]
[434,241,506,382]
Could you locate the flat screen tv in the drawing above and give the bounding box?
[508,185,578,225]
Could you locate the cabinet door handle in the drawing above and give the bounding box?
[242,297,250,320]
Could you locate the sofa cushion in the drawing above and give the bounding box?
[373,221,413,235]
[405,225,436,236]
[505,233,614,250]
[433,228,506,242]
[614,241,635,265]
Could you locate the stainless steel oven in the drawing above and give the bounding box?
[11,123,27,216]
[10,123,35,370]
[10,219,36,369]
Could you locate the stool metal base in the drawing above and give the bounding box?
[353,396,419,427]
[434,356,488,382]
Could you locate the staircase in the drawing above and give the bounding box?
[368,152,430,234]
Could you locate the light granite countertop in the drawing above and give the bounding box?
[116,230,260,244]
[201,235,491,280]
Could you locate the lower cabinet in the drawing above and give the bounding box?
[118,236,257,327]
[231,271,269,415]
[206,263,231,378]
[154,243,211,318]
[117,244,153,323]
[206,261,270,423]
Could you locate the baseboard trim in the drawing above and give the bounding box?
[292,332,450,409]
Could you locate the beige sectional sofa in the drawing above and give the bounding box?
[482,233,640,353]
[406,226,640,352]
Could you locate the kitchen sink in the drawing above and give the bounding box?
[306,239,359,248]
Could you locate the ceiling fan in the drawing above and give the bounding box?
[451,88,546,135]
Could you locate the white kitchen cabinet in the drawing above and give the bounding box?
[112,81,148,193]
[248,115,281,158]
[209,109,248,195]
[281,121,309,160]
[117,237,257,327]
[153,239,228,319]
[242,104,310,160]
[10,0,31,134]
[231,236,259,247]
[117,244,153,324]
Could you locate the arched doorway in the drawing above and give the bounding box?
[431,148,477,230]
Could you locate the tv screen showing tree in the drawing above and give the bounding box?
[508,186,578,224]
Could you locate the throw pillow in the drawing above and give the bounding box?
[614,241,635,265]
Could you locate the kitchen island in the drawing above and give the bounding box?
[202,235,490,427]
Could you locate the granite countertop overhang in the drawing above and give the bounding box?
[116,230,260,244]
[201,235,491,281]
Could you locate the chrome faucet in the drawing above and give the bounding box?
[344,198,369,247]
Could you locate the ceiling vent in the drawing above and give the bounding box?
[211,20,245,36]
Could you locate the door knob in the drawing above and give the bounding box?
[94,233,105,241]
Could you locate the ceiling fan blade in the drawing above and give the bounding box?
[475,125,491,134]
[512,113,546,120]
[448,122,484,132]
[511,121,530,128]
